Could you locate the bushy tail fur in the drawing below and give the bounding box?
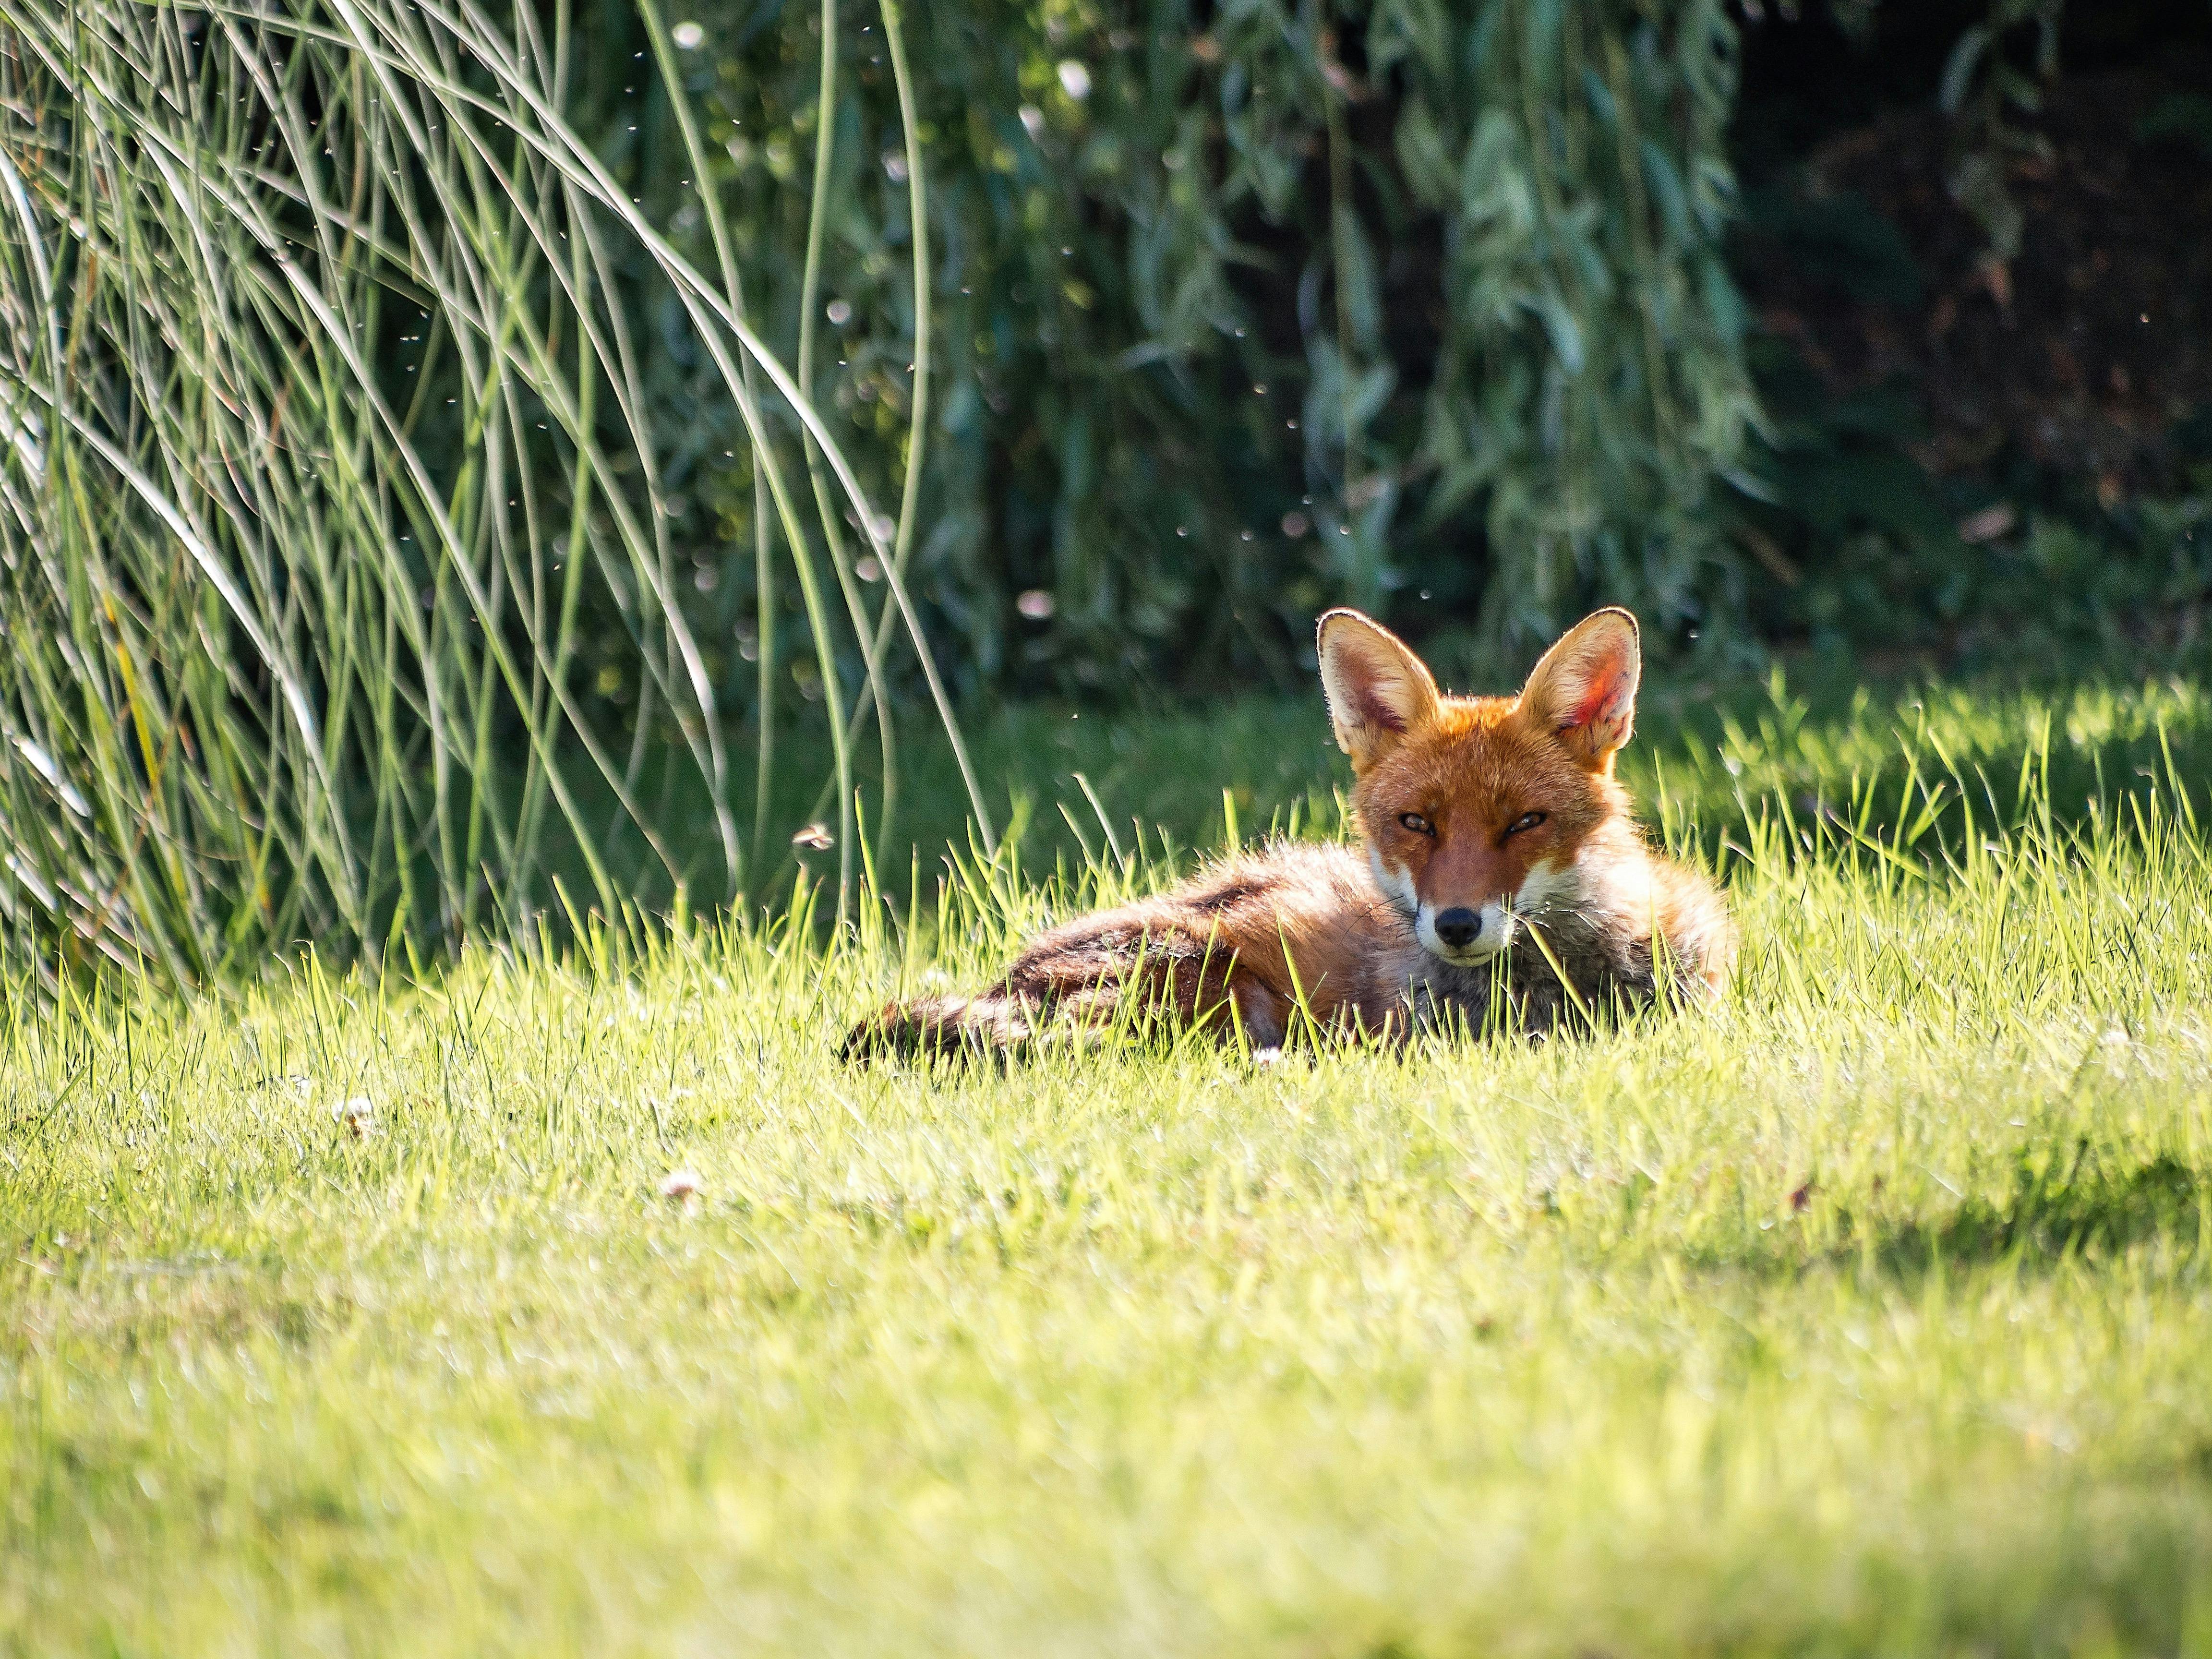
[841,992,1041,1061]
[842,912,1281,1064]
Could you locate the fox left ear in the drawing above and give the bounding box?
[1317,609,1440,772]
[1518,608,1641,771]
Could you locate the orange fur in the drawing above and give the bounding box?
[844,608,1734,1060]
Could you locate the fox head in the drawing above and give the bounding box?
[1318,606,1641,967]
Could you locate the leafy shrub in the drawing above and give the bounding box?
[663,0,1760,693]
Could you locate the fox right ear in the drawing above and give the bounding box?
[1317,609,1439,771]
[1517,606,1641,771]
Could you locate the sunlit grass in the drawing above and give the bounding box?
[6,679,2212,1655]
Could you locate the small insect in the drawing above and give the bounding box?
[792,823,834,851]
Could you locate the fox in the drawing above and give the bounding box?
[843,606,1733,1058]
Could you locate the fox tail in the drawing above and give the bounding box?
[840,994,1037,1063]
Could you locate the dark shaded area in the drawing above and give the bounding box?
[1727,2,2212,664]
[1848,1145,2205,1273]
[1743,64,2212,491]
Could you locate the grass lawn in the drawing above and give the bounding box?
[7,661,2212,1656]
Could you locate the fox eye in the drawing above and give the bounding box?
[1398,812,1435,837]
[1505,811,1547,836]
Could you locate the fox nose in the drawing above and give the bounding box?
[1432,907,1482,950]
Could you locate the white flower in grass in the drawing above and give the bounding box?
[660,1168,703,1203]
[335,1096,376,1139]
[671,21,704,49]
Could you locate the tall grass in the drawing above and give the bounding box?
[0,0,987,994]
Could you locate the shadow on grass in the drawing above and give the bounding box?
[1835,1144,2207,1275]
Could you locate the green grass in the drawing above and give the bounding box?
[7,667,2212,1656]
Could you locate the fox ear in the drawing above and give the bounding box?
[1518,607,1641,771]
[1317,609,1439,771]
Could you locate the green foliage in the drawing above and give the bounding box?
[7,682,2212,1652]
[1938,0,2063,270]
[676,0,1760,689]
[1724,137,2212,663]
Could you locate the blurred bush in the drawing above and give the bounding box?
[644,0,1760,697]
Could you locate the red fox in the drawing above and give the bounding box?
[845,607,1733,1058]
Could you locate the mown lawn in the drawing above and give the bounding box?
[6,664,2212,1657]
